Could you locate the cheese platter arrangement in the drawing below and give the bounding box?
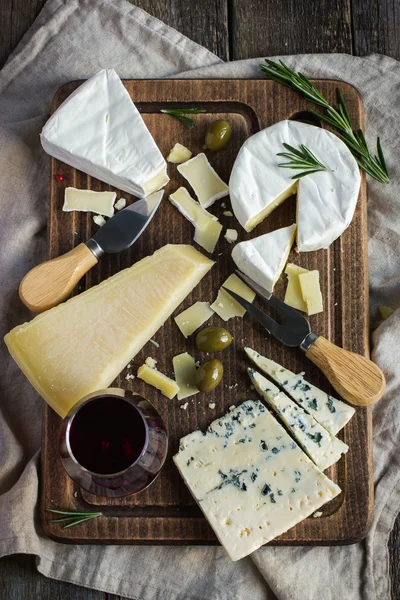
[3,64,387,557]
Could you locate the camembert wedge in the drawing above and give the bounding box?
[229,120,361,250]
[41,69,169,197]
[232,224,296,294]
[245,348,355,436]
[5,245,213,417]
[174,400,341,561]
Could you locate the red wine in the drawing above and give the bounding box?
[69,396,147,475]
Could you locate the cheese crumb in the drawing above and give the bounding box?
[126,363,132,369]
[125,373,135,381]
[223,210,233,217]
[145,357,157,369]
[114,198,127,211]
[149,338,160,348]
[180,402,189,410]
[313,511,323,518]
[93,215,106,227]
[224,229,238,243]
[208,403,216,409]
[167,143,192,164]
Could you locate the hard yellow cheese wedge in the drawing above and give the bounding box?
[5,244,213,417]
[174,301,214,338]
[211,274,255,321]
[173,352,199,400]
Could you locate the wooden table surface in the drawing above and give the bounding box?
[0,0,399,598]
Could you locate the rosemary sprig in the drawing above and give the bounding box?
[259,59,389,184]
[46,508,102,529]
[277,143,331,179]
[160,107,206,128]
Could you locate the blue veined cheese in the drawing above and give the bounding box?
[173,400,341,561]
[248,368,348,471]
[245,348,355,436]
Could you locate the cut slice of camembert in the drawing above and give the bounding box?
[245,348,355,436]
[232,224,296,294]
[169,187,222,253]
[41,69,169,197]
[229,120,361,250]
[177,153,229,208]
[248,368,348,471]
[63,188,116,217]
[174,400,341,561]
[4,245,213,417]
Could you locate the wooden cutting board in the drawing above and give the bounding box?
[40,78,373,545]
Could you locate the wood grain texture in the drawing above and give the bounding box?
[229,0,353,59]
[306,336,386,406]
[19,242,99,312]
[0,0,399,596]
[351,0,400,57]
[40,78,373,547]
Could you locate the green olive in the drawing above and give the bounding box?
[204,120,231,151]
[195,359,224,393]
[195,326,233,352]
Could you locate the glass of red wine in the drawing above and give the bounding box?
[58,389,168,497]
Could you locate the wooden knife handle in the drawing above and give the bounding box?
[19,243,98,313]
[306,336,385,407]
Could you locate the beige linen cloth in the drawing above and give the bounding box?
[0,0,399,598]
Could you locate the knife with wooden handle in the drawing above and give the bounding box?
[19,194,162,313]
[223,271,385,407]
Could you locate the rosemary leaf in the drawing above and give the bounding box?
[259,59,390,183]
[160,107,206,128]
[277,142,330,179]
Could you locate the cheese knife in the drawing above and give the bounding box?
[223,271,386,407]
[19,193,162,313]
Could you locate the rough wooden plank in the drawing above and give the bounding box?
[0,555,106,599]
[229,0,353,59]
[0,0,45,68]
[132,0,229,59]
[351,0,400,57]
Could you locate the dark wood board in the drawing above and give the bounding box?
[39,78,373,546]
[1,0,399,597]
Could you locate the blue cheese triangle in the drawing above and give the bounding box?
[245,347,355,435]
[174,400,341,561]
[248,368,348,471]
[41,69,168,197]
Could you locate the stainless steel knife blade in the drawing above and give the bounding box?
[87,194,162,258]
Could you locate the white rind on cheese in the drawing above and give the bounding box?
[169,187,222,253]
[41,69,169,197]
[244,347,355,436]
[63,188,116,217]
[177,153,229,208]
[248,368,348,471]
[232,224,296,294]
[4,245,213,417]
[229,120,361,250]
[174,399,341,561]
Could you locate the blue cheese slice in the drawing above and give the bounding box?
[248,368,348,471]
[245,348,355,436]
[174,400,341,561]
